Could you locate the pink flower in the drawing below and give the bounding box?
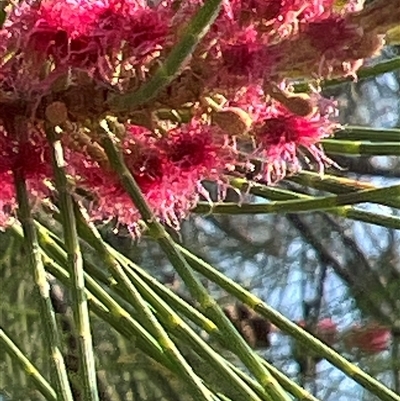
[68,121,231,232]
[343,323,391,354]
[253,106,335,182]
[0,173,18,227]
[0,129,48,176]
[229,84,270,123]
[304,16,361,55]
[67,126,168,231]
[5,0,168,70]
[160,120,234,202]
[163,120,229,172]
[0,0,366,233]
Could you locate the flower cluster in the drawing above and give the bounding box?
[0,0,397,232]
[66,121,231,232]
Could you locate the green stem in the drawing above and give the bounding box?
[0,328,57,401]
[108,0,223,112]
[13,170,74,401]
[178,246,400,401]
[322,139,400,156]
[107,246,322,401]
[8,223,176,373]
[228,178,400,229]
[71,204,215,401]
[75,209,271,401]
[29,213,323,401]
[288,171,400,209]
[99,119,291,401]
[193,181,400,214]
[45,124,99,401]
[20,220,257,401]
[125,274,266,401]
[334,126,400,142]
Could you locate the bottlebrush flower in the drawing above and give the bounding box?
[67,121,232,233]
[270,12,384,80]
[252,105,337,183]
[162,120,228,173]
[206,0,380,87]
[157,120,235,203]
[0,0,373,233]
[343,323,391,354]
[227,85,268,121]
[66,126,171,232]
[0,174,16,227]
[220,28,267,79]
[4,0,168,76]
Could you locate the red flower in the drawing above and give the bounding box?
[162,120,229,172]
[253,107,335,182]
[161,120,234,201]
[343,323,391,354]
[67,126,168,231]
[5,0,168,69]
[304,16,361,55]
[68,121,231,233]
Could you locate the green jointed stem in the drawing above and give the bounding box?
[74,211,271,401]
[115,273,266,400]
[8,223,177,374]
[334,126,400,142]
[74,206,267,400]
[33,217,259,400]
[35,218,267,401]
[226,359,320,401]
[322,139,400,156]
[45,125,99,401]
[106,247,322,401]
[59,199,397,401]
[9,214,319,401]
[108,0,223,112]
[35,208,322,401]
[228,178,400,229]
[289,171,400,210]
[177,246,400,401]
[0,329,57,401]
[38,210,319,401]
[99,119,291,401]
[193,182,400,215]
[11,219,271,401]
[13,171,74,401]
[71,205,216,401]
[293,171,376,191]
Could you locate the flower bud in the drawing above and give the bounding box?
[45,102,68,126]
[211,107,253,137]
